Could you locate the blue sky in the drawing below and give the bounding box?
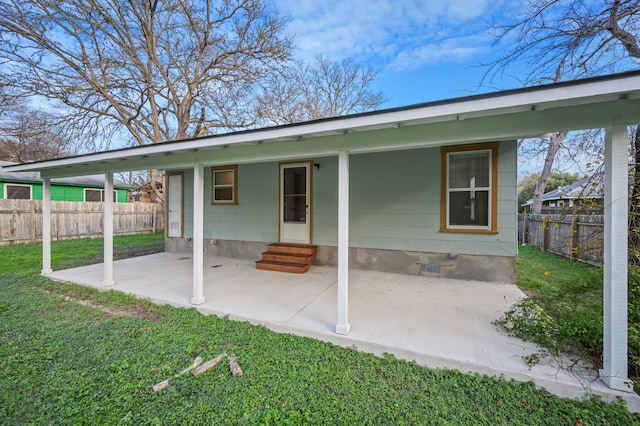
[273,0,525,107]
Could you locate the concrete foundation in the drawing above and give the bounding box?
[166,238,516,283]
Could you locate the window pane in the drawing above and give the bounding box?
[284,167,306,195]
[449,190,489,226]
[214,170,234,185]
[85,189,102,202]
[7,185,30,199]
[449,152,489,188]
[215,187,233,201]
[284,195,306,222]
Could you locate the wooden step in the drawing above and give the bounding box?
[261,251,313,265]
[267,243,317,257]
[255,260,311,274]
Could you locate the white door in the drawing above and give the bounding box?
[167,173,183,238]
[280,162,311,244]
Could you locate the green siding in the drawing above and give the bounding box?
[1,180,129,202]
[178,140,518,257]
[206,162,279,242]
[50,185,84,201]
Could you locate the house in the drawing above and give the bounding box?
[3,70,639,392]
[522,175,604,214]
[0,161,131,202]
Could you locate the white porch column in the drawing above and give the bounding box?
[336,149,351,335]
[41,177,53,275]
[103,172,115,287]
[600,124,632,392]
[191,164,205,305]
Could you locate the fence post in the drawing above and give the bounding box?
[541,216,550,252]
[152,205,157,234]
[522,215,529,244]
[29,201,36,241]
[570,216,578,261]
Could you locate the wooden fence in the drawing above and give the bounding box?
[0,199,165,244]
[518,214,603,266]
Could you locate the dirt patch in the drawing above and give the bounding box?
[43,287,163,321]
[114,242,165,260]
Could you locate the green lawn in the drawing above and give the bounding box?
[1,236,639,424]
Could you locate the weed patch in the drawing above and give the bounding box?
[496,244,640,392]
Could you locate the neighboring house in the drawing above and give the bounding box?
[522,175,604,214]
[0,161,131,202]
[4,71,638,392]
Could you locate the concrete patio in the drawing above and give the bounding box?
[47,252,640,410]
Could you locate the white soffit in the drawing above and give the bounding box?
[4,71,640,174]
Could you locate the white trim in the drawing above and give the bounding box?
[5,73,640,175]
[445,148,492,230]
[600,125,632,392]
[279,162,311,244]
[192,165,205,305]
[103,173,115,287]
[84,188,117,202]
[41,178,52,275]
[336,149,350,335]
[4,183,32,200]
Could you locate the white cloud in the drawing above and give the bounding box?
[272,0,499,70]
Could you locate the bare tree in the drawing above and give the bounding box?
[485,0,640,84]
[485,0,640,214]
[0,107,74,162]
[0,0,292,198]
[256,55,386,125]
[530,132,568,214]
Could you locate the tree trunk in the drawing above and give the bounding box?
[531,132,567,214]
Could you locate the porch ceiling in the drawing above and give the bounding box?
[4,71,640,178]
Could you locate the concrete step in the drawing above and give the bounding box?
[261,251,313,265]
[255,260,311,274]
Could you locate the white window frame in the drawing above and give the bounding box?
[4,183,33,200]
[84,188,117,202]
[441,143,498,233]
[211,165,238,205]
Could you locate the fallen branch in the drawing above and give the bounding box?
[152,356,203,392]
[152,352,243,391]
[179,356,203,376]
[192,352,227,377]
[228,353,243,377]
[152,380,169,393]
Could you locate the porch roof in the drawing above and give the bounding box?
[4,70,640,178]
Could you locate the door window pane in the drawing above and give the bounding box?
[283,167,307,222]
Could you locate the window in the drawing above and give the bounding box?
[5,184,32,199]
[84,189,117,202]
[441,143,498,233]
[211,165,238,205]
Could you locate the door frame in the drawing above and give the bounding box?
[166,172,184,238]
[278,161,313,244]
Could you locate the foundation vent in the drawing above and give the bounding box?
[420,264,441,274]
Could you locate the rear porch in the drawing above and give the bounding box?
[47,252,640,409]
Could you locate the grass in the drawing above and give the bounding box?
[497,244,640,391]
[1,236,639,424]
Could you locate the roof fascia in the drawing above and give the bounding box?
[5,71,640,174]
